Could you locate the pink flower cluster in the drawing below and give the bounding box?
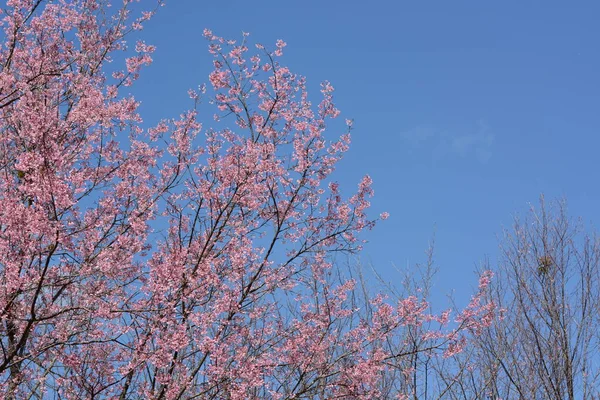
[0,1,499,398]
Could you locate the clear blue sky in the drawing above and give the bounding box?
[133,1,600,306]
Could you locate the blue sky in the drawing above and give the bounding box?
[133,1,600,307]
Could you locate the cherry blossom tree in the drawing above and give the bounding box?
[0,1,499,398]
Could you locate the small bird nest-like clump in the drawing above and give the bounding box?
[537,255,553,275]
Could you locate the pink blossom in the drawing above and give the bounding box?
[0,4,500,397]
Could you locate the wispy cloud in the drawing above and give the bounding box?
[400,120,494,163]
[400,125,437,147]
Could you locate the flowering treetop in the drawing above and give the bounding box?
[0,1,498,399]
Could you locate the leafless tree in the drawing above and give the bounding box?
[448,197,600,400]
